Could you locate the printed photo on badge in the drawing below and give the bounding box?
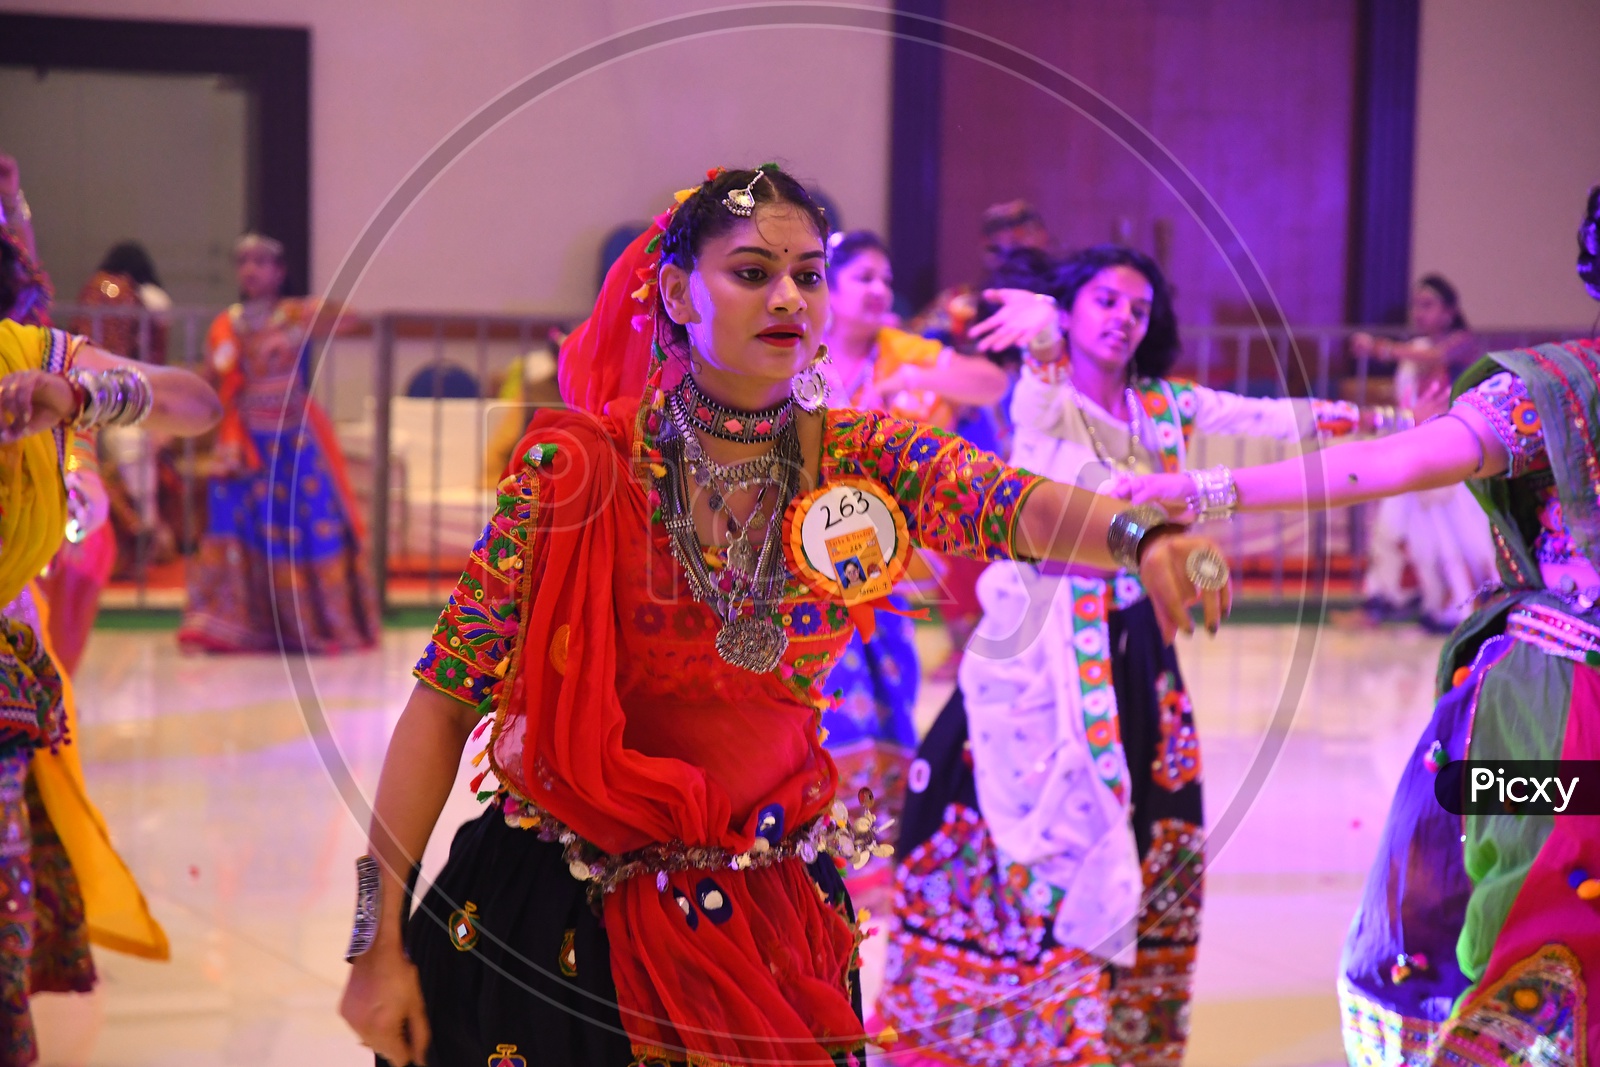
[826,526,894,605]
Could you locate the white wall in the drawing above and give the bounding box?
[13,0,892,315]
[1412,0,1600,328]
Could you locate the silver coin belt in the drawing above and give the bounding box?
[497,792,894,903]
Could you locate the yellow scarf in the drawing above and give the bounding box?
[0,320,69,604]
[31,589,169,959]
[0,320,168,958]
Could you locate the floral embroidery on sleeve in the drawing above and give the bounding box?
[413,464,539,707]
[1455,371,1548,478]
[823,409,1043,560]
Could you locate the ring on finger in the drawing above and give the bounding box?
[1184,546,1229,592]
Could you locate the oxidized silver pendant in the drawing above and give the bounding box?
[726,537,755,575]
[715,614,788,673]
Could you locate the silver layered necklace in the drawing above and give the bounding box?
[659,377,802,673]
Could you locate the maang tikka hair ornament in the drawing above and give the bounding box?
[722,169,768,217]
[789,344,831,412]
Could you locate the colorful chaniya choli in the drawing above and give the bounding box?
[411,402,1041,1066]
[877,370,1361,1067]
[179,298,375,653]
[1339,341,1600,1067]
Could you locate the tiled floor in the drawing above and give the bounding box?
[29,617,1448,1065]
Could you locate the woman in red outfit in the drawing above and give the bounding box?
[338,166,1230,1067]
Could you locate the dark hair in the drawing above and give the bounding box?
[1578,184,1600,303]
[985,246,1056,294]
[1052,244,1180,379]
[0,234,18,319]
[980,199,1044,237]
[99,241,162,288]
[656,165,830,352]
[825,229,888,281]
[1416,273,1468,330]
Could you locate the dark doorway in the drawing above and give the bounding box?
[0,13,310,296]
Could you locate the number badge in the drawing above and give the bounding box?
[783,477,910,605]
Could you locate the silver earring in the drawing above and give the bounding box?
[790,344,831,412]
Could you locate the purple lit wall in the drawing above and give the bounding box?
[934,0,1358,328]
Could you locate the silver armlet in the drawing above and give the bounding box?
[67,367,155,431]
[1183,465,1238,521]
[1106,503,1171,571]
[345,854,381,962]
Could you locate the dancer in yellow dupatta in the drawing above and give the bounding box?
[0,312,220,1063]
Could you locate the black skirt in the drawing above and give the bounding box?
[384,804,863,1067]
[901,595,1203,883]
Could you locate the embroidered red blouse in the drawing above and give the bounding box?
[415,405,1039,808]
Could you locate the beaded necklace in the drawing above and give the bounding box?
[1065,377,1144,473]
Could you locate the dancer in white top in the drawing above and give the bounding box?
[1348,275,1497,632]
[877,244,1422,1067]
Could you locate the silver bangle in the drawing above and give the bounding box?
[1183,465,1238,521]
[1107,503,1170,571]
[345,854,382,962]
[67,366,154,430]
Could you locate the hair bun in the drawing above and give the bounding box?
[1579,184,1600,302]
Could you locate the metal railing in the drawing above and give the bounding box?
[49,302,1592,612]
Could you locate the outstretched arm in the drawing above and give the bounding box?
[74,344,223,436]
[1118,404,1507,517]
[876,347,1010,407]
[1015,480,1231,639]
[0,343,223,444]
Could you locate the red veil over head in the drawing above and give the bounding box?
[558,193,686,414]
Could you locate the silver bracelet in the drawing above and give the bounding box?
[1106,503,1170,570]
[345,854,382,962]
[67,367,154,430]
[1183,465,1238,521]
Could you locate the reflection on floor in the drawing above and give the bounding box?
[32,619,1446,1066]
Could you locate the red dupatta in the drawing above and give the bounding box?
[483,209,865,1063]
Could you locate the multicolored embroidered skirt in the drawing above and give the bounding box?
[390,804,864,1067]
[875,598,1203,1067]
[0,752,97,1066]
[1339,606,1599,1066]
[179,427,376,654]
